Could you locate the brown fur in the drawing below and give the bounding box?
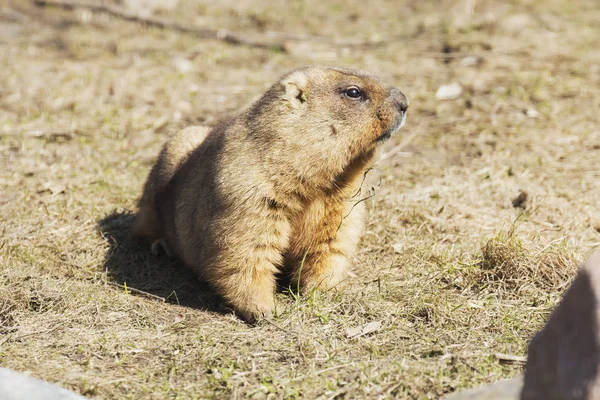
[134,66,409,321]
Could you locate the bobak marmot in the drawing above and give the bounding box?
[134,66,409,322]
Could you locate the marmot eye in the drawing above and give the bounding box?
[344,87,362,99]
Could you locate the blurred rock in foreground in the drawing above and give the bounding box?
[0,368,86,400]
[446,250,600,400]
[443,376,523,400]
[522,251,600,400]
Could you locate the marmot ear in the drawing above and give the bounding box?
[283,71,308,109]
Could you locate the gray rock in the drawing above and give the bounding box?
[0,368,86,400]
[522,251,600,400]
[443,376,523,400]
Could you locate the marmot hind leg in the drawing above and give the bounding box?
[151,237,173,257]
[132,198,163,244]
[133,126,211,245]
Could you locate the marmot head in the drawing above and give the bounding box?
[246,66,409,183]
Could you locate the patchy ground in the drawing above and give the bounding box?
[1,0,599,398]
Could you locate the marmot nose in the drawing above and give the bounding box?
[388,87,409,113]
[397,100,409,113]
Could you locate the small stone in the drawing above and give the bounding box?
[436,82,463,100]
[511,191,528,208]
[460,56,483,67]
[173,57,193,74]
[525,108,539,119]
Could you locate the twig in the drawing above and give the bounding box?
[1,128,92,140]
[350,166,374,199]
[263,318,292,335]
[107,281,166,302]
[337,191,376,232]
[494,352,526,365]
[290,362,355,382]
[533,235,568,257]
[325,388,349,400]
[25,130,74,140]
[34,0,284,50]
[337,165,382,232]
[16,328,58,339]
[33,0,389,51]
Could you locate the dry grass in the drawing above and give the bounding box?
[1,0,599,398]
[471,227,579,293]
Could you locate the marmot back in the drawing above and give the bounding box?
[134,66,409,322]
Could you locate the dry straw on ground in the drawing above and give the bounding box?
[1,0,599,398]
[472,227,579,294]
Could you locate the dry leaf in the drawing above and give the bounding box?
[346,321,382,339]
